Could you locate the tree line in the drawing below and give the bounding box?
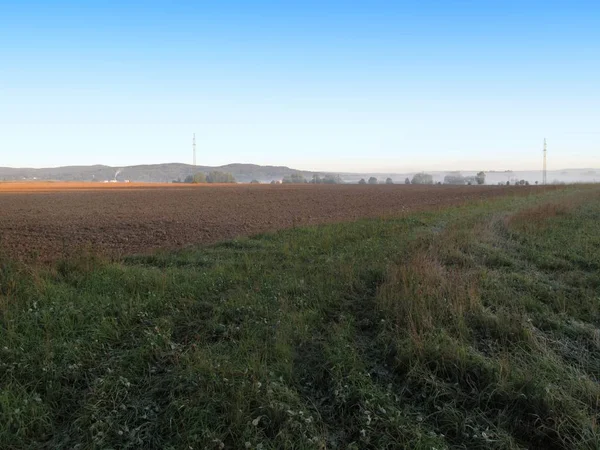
[173,171,237,184]
[281,173,344,184]
[358,172,487,185]
[172,171,498,186]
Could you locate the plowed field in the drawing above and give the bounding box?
[0,182,543,261]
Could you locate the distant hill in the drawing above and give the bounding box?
[0,163,317,183]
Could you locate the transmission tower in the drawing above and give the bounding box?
[193,133,197,166]
[543,138,547,185]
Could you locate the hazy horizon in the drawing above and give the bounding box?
[1,161,598,175]
[2,1,599,170]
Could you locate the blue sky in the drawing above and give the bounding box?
[1,0,598,171]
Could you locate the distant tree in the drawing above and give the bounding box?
[368,177,378,185]
[444,173,466,185]
[385,177,393,185]
[519,179,526,186]
[193,172,207,183]
[270,180,279,184]
[206,171,235,183]
[411,173,434,185]
[250,179,260,184]
[476,171,486,185]
[535,181,539,185]
[172,178,182,184]
[184,175,194,183]
[322,174,343,184]
[525,181,530,185]
[506,181,510,186]
[405,177,411,185]
[358,178,367,185]
[309,173,342,184]
[282,173,307,184]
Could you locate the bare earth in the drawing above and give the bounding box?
[0,182,542,261]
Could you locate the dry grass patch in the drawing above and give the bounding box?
[377,251,480,345]
[504,190,599,233]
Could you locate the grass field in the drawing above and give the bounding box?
[1,186,599,449]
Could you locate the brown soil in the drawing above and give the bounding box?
[0,182,546,261]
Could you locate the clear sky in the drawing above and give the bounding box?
[1,0,598,171]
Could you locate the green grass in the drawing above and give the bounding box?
[1,186,600,449]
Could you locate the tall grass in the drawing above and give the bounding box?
[1,186,599,449]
